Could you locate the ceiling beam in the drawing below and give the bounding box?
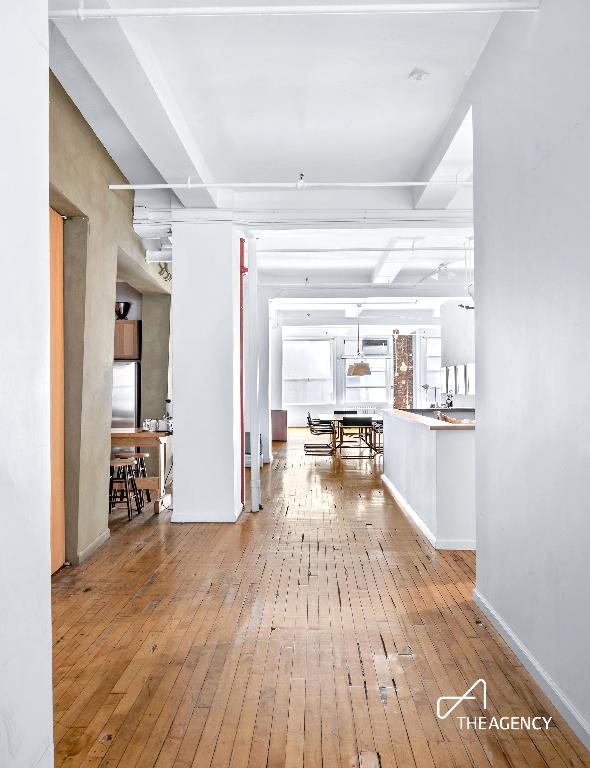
[415,110,475,210]
[50,2,540,20]
[51,12,217,208]
[135,205,474,228]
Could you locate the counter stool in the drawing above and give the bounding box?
[114,451,151,504]
[110,459,142,520]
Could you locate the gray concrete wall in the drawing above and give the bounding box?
[141,293,172,475]
[49,72,169,563]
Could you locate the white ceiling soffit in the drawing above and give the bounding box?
[50,2,217,208]
[50,24,179,210]
[415,108,474,210]
[272,295,452,327]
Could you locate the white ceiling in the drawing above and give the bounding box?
[257,225,473,292]
[129,7,494,183]
[50,0,495,190]
[49,0,485,299]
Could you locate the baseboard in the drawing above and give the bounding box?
[381,474,436,548]
[436,538,476,551]
[171,501,243,524]
[35,741,54,768]
[474,589,590,751]
[244,453,263,468]
[76,528,110,564]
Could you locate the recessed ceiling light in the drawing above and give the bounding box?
[408,68,430,82]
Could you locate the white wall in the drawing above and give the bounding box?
[472,0,590,747]
[0,2,54,766]
[441,301,475,407]
[171,222,242,522]
[440,300,474,367]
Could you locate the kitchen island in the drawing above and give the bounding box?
[381,408,475,550]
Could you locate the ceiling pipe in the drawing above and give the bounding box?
[50,2,539,20]
[260,281,465,288]
[134,206,474,227]
[111,179,473,191]
[145,244,472,263]
[258,246,471,253]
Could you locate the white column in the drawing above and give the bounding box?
[270,320,283,411]
[0,3,54,767]
[258,289,272,463]
[247,236,261,511]
[171,222,242,522]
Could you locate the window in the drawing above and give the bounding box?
[345,357,389,404]
[425,336,442,393]
[282,339,333,404]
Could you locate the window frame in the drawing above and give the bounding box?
[343,355,391,405]
[282,337,334,405]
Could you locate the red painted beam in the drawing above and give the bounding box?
[240,238,248,507]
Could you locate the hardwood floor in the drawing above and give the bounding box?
[52,429,590,768]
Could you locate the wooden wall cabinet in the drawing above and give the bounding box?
[114,320,140,360]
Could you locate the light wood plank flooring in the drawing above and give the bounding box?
[52,429,590,767]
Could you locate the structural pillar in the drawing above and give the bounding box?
[171,222,242,522]
[247,236,261,511]
[270,314,283,412]
[258,288,272,463]
[0,2,54,766]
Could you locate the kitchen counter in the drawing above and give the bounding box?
[385,408,475,430]
[381,409,475,550]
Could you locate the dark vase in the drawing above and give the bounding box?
[115,301,132,319]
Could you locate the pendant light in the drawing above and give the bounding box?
[348,304,371,377]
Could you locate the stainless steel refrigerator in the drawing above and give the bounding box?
[112,361,140,428]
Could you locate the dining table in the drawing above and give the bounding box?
[111,428,171,514]
[317,413,384,424]
[317,413,383,451]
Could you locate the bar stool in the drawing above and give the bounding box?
[114,451,151,504]
[110,459,142,520]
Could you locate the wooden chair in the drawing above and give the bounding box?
[110,459,142,520]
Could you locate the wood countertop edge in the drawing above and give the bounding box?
[382,408,476,431]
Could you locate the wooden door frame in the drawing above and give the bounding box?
[50,207,65,574]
